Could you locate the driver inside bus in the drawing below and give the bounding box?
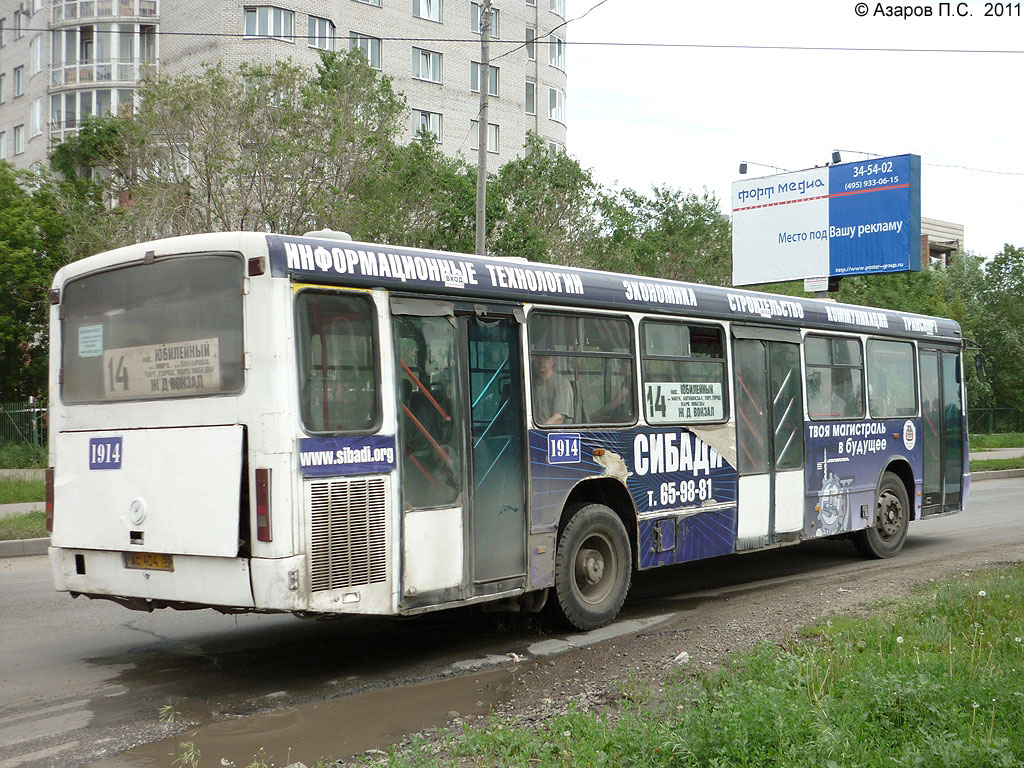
[532,354,574,425]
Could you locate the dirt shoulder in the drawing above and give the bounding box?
[438,540,1024,738]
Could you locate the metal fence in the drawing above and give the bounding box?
[968,408,1024,435]
[0,402,47,448]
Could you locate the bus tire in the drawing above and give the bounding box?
[553,504,631,631]
[852,471,909,559]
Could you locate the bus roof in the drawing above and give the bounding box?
[268,234,961,344]
[55,232,963,344]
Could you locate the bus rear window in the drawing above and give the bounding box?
[61,254,245,403]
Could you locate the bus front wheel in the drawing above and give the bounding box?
[554,504,631,631]
[853,471,909,559]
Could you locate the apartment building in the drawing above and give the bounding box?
[0,0,568,169]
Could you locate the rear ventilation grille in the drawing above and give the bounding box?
[310,478,387,592]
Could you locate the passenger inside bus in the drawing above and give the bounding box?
[532,354,574,425]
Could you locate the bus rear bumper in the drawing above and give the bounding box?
[49,547,256,609]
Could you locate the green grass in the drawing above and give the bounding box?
[368,566,1024,768]
[970,432,1024,451]
[0,477,45,504]
[0,443,47,469]
[0,511,47,541]
[970,457,1024,473]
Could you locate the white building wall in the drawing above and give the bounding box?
[0,0,51,167]
[0,0,569,170]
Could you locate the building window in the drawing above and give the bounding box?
[470,121,499,153]
[471,3,499,36]
[549,0,565,17]
[30,98,43,136]
[30,35,43,75]
[547,139,564,157]
[15,11,24,39]
[13,125,24,155]
[244,7,295,41]
[0,74,5,104]
[352,0,381,5]
[0,132,5,160]
[412,47,442,83]
[548,33,565,70]
[526,0,535,5]
[470,62,498,96]
[525,79,535,115]
[413,0,442,22]
[13,66,24,97]
[412,109,441,141]
[307,16,334,50]
[0,18,6,48]
[525,26,535,60]
[350,33,381,69]
[33,0,43,13]
[805,335,865,420]
[548,87,565,123]
[50,94,62,130]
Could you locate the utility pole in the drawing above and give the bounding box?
[474,0,491,256]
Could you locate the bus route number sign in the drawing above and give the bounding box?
[89,436,123,470]
[547,433,581,464]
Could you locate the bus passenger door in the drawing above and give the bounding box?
[920,349,964,515]
[464,312,527,591]
[393,303,467,607]
[732,331,805,550]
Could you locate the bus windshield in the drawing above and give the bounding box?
[61,253,245,403]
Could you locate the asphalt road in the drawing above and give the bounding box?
[0,476,1021,768]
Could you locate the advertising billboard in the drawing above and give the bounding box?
[731,154,921,286]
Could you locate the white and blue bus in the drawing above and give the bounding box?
[46,231,968,630]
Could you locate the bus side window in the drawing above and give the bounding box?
[805,335,864,420]
[528,311,635,427]
[297,291,379,434]
[867,339,917,418]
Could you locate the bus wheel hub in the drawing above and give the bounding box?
[577,548,605,585]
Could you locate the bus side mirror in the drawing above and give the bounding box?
[975,353,988,380]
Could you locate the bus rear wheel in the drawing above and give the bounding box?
[553,504,631,631]
[853,471,909,559]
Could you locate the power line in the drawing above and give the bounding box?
[12,25,1024,55]
[836,150,1024,178]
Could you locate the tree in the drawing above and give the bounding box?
[91,52,406,241]
[488,134,601,265]
[976,245,1024,410]
[340,135,479,254]
[0,163,68,400]
[594,186,732,284]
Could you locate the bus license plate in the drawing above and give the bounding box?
[124,552,174,571]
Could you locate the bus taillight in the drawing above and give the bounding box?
[45,467,55,532]
[255,468,272,542]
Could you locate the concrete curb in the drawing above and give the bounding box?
[0,537,49,558]
[0,468,45,481]
[971,468,1024,482]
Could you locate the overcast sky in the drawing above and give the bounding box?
[564,0,1021,261]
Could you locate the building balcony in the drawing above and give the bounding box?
[51,0,158,25]
[50,58,158,88]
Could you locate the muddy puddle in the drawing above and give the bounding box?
[88,668,512,767]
